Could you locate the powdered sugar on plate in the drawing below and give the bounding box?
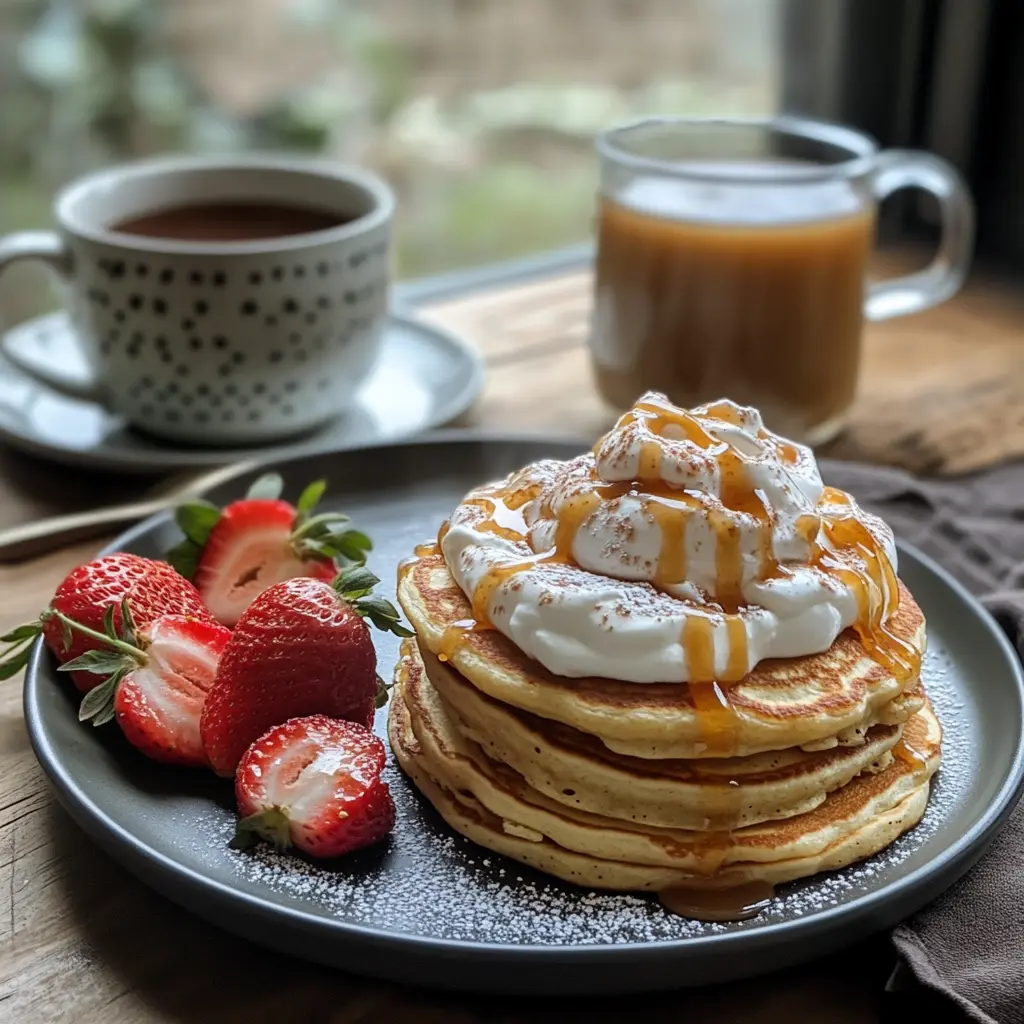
[204,641,975,946]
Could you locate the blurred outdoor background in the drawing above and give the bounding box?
[0,0,780,324]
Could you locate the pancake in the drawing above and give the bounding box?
[404,638,918,830]
[398,553,927,759]
[389,680,941,891]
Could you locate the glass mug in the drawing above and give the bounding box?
[589,116,974,445]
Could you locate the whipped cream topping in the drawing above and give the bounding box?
[438,393,904,684]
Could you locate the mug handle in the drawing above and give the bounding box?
[0,230,105,401]
[864,150,975,321]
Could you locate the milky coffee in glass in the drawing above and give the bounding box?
[590,117,974,445]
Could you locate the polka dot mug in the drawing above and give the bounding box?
[0,155,393,444]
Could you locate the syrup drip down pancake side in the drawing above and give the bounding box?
[389,665,941,890]
[407,638,922,831]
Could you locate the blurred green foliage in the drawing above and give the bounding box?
[0,0,776,326]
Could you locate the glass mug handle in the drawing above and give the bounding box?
[864,150,975,321]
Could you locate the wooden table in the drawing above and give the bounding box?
[1,253,1021,1022]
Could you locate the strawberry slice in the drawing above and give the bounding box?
[55,601,231,766]
[168,473,372,627]
[0,553,215,692]
[201,566,412,776]
[231,715,395,858]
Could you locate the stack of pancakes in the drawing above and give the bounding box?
[390,552,940,893]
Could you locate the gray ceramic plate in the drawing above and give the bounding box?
[22,438,1024,995]
[0,312,483,473]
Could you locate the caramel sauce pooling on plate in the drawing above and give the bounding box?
[659,880,775,922]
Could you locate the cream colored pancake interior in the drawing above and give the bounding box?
[389,667,940,891]
[407,639,919,831]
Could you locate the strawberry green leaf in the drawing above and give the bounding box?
[246,473,284,501]
[374,673,392,709]
[334,565,380,601]
[228,829,259,852]
[295,479,327,520]
[168,500,221,581]
[59,649,131,675]
[297,541,340,562]
[0,623,40,644]
[342,529,372,551]
[326,530,373,563]
[119,598,138,646]
[299,528,372,568]
[230,807,292,851]
[90,703,117,728]
[103,604,116,640]
[292,511,352,541]
[0,640,34,680]
[175,500,220,544]
[166,538,201,581]
[0,622,40,681]
[78,675,117,726]
[353,596,414,637]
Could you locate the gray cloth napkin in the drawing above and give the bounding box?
[821,459,1024,1024]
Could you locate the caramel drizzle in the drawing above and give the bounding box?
[645,497,691,586]
[778,442,800,465]
[892,735,929,786]
[437,518,451,546]
[465,483,539,544]
[892,739,926,767]
[427,403,914,756]
[814,489,920,686]
[438,618,485,663]
[436,488,604,656]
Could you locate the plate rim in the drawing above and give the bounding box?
[20,435,1024,987]
[0,310,484,473]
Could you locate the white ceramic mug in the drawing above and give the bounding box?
[0,154,394,445]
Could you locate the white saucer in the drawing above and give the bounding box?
[0,311,483,473]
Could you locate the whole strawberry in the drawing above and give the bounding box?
[0,553,214,692]
[168,473,372,627]
[51,600,230,765]
[231,715,395,858]
[201,566,412,776]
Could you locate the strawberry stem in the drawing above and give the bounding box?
[46,610,144,661]
[230,807,292,851]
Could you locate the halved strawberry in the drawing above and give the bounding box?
[168,473,372,627]
[56,601,231,766]
[231,715,395,858]
[0,553,215,692]
[201,566,412,776]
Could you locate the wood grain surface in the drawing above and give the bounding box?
[1,256,1020,1021]
[421,258,1024,476]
